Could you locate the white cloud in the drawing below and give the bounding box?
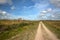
[47,8,60,20]
[42,10,47,13]
[0,10,16,19]
[39,8,52,17]
[7,0,13,5]
[0,0,7,4]
[47,8,52,12]
[39,8,60,20]
[2,11,6,14]
[51,15,55,17]
[0,0,13,5]
[50,0,60,8]
[11,6,15,10]
[34,3,49,9]
[0,10,6,15]
[41,8,52,14]
[40,13,45,16]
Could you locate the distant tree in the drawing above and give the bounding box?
[18,18,22,20]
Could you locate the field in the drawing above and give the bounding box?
[43,20,60,39]
[0,20,39,40]
[0,20,60,40]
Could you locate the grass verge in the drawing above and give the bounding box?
[43,21,60,39]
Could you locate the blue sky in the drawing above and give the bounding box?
[0,0,60,20]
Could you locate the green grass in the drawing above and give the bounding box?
[43,21,60,39]
[0,20,39,40]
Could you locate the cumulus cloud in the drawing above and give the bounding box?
[39,10,48,20]
[7,0,13,5]
[0,0,15,11]
[0,10,7,16]
[39,8,52,16]
[0,10,15,19]
[0,10,9,19]
[47,8,52,12]
[0,0,7,4]
[11,6,16,10]
[0,0,13,5]
[51,15,55,18]
[47,9,60,20]
[39,10,48,17]
[42,8,52,13]
[34,3,49,9]
[39,8,60,20]
[42,10,47,13]
[50,0,60,8]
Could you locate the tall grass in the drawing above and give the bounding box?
[0,20,39,40]
[43,21,60,39]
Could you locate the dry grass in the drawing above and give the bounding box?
[0,20,39,40]
[43,20,60,39]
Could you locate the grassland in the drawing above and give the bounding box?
[0,20,39,40]
[43,20,60,39]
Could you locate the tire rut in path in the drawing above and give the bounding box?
[34,22,59,40]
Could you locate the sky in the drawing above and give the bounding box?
[0,0,60,20]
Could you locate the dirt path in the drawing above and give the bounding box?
[35,22,59,40]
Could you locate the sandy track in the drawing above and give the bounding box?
[35,22,59,40]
